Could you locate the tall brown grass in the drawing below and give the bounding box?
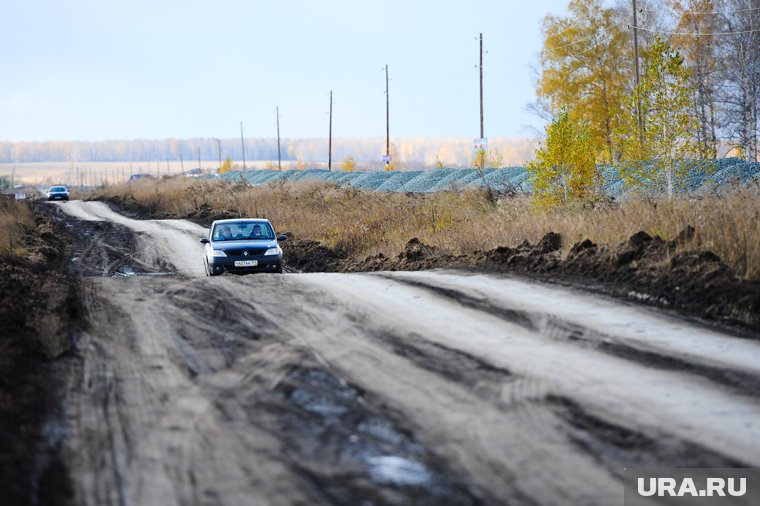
[0,200,34,259]
[92,178,760,280]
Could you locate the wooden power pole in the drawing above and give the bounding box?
[215,138,222,171]
[385,64,390,170]
[328,91,333,171]
[240,121,247,171]
[632,0,643,137]
[479,32,484,140]
[276,107,282,172]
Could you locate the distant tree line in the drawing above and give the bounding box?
[0,137,536,168]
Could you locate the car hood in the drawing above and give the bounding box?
[210,239,278,250]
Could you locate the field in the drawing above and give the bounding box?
[0,160,297,187]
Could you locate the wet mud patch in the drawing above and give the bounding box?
[47,207,175,277]
[381,275,536,331]
[257,366,490,505]
[597,340,760,398]
[548,395,746,476]
[66,223,173,277]
[159,282,275,371]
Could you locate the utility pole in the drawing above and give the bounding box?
[632,0,643,138]
[240,121,247,171]
[479,32,484,140]
[215,138,222,171]
[385,64,390,170]
[328,91,333,171]
[276,107,282,172]
[198,147,202,172]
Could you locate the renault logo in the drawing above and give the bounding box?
[243,251,249,256]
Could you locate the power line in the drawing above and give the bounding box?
[548,31,602,51]
[638,6,760,16]
[544,28,626,61]
[633,24,760,36]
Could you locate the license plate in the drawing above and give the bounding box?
[234,260,258,267]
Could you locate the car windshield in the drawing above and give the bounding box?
[212,221,275,241]
[50,186,67,192]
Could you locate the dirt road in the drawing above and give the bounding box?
[52,200,760,505]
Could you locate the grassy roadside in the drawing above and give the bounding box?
[0,199,35,259]
[91,177,760,280]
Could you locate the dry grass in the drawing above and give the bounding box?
[0,200,34,259]
[92,178,760,280]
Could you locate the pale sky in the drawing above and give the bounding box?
[1,0,568,142]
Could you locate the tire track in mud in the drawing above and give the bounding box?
[546,396,746,476]
[383,274,760,399]
[67,286,135,506]
[332,309,751,488]
[244,276,623,504]
[174,278,500,505]
[289,271,760,499]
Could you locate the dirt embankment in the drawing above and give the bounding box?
[0,205,79,506]
[96,195,760,334]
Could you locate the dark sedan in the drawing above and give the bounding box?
[46,186,70,201]
[201,218,286,275]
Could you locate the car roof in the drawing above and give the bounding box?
[212,218,271,225]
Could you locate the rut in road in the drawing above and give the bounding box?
[52,200,760,506]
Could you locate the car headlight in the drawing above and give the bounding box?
[264,247,280,256]
[212,250,227,257]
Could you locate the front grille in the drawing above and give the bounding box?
[225,248,268,257]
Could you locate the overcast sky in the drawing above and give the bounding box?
[1,0,568,142]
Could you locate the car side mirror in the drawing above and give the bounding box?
[277,234,288,242]
[200,238,209,244]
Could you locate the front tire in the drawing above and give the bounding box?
[204,258,219,276]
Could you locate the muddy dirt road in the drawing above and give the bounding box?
[51,200,760,505]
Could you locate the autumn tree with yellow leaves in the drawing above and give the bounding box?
[537,0,630,163]
[219,157,234,174]
[614,34,701,199]
[527,109,600,207]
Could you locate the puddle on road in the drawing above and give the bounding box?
[259,367,487,505]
